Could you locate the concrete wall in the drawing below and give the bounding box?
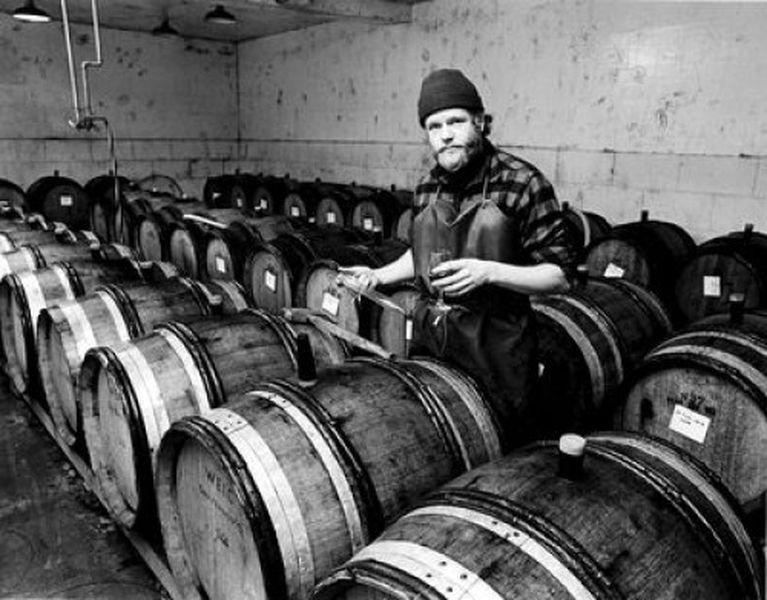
[237,0,767,242]
[0,15,238,198]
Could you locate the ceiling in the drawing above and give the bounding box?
[0,0,428,42]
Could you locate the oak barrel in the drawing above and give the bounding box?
[314,182,357,228]
[203,174,239,208]
[532,274,673,434]
[585,215,695,321]
[0,256,144,396]
[80,309,347,527]
[315,432,761,600]
[155,356,502,600]
[85,174,131,242]
[166,209,249,279]
[250,174,288,215]
[0,178,27,216]
[349,186,403,238]
[204,216,294,282]
[26,172,90,230]
[392,207,413,243]
[560,201,611,258]
[674,226,767,324]
[616,309,767,511]
[243,226,371,312]
[37,277,217,445]
[135,200,208,262]
[282,181,322,221]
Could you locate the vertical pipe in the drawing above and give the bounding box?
[60,0,82,127]
[80,0,103,117]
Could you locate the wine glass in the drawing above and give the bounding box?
[429,249,452,309]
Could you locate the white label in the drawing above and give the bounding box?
[703,276,721,298]
[264,269,277,292]
[538,362,545,377]
[215,256,226,273]
[321,291,340,316]
[308,217,316,224]
[668,404,710,444]
[405,318,413,341]
[236,198,243,208]
[603,262,625,278]
[60,195,73,207]
[363,217,374,231]
[290,206,300,217]
[259,198,268,210]
[326,212,336,224]
[212,191,221,199]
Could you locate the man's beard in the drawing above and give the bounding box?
[436,134,484,173]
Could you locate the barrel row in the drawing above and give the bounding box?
[0,207,760,600]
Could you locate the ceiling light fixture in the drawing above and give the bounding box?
[152,16,179,37]
[204,5,236,25]
[13,0,52,23]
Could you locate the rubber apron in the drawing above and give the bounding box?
[411,178,538,447]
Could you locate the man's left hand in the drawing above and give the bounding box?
[430,258,495,297]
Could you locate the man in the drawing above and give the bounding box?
[341,68,575,447]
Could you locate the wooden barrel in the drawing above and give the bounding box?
[282,181,321,222]
[250,175,288,215]
[315,432,761,600]
[560,201,611,258]
[392,207,413,243]
[203,174,238,208]
[80,309,347,527]
[532,274,673,435]
[0,237,101,281]
[616,308,767,512]
[674,226,767,324]
[375,284,420,355]
[0,226,60,252]
[0,257,145,396]
[314,182,358,227]
[0,178,27,217]
[154,356,502,600]
[85,174,132,242]
[134,173,183,198]
[37,277,217,445]
[25,172,91,230]
[112,189,176,249]
[204,216,294,282]
[585,214,695,321]
[299,240,410,333]
[229,173,263,211]
[166,209,248,279]
[243,226,371,312]
[349,186,408,238]
[135,200,207,262]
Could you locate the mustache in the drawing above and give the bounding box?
[439,144,465,153]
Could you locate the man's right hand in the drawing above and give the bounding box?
[337,266,380,292]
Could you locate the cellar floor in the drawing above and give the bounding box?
[0,376,165,600]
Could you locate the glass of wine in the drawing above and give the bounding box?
[429,249,452,310]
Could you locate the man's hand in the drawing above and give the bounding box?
[337,266,380,292]
[430,258,495,297]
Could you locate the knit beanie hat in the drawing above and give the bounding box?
[417,68,484,126]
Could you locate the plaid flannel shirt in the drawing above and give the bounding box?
[413,143,577,278]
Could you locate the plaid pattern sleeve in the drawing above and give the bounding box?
[497,156,578,277]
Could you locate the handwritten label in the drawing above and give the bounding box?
[60,195,73,207]
[308,217,316,224]
[405,318,413,341]
[290,206,300,217]
[215,256,226,273]
[212,191,221,200]
[326,212,336,224]
[321,291,340,317]
[603,262,625,278]
[669,404,710,444]
[363,217,374,231]
[259,198,268,211]
[264,269,277,292]
[703,276,721,298]
[235,198,243,208]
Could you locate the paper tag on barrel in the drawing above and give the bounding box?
[215,256,226,274]
[703,276,721,297]
[603,262,625,278]
[668,404,710,444]
[264,269,277,292]
[290,206,300,218]
[321,292,340,317]
[60,195,73,207]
